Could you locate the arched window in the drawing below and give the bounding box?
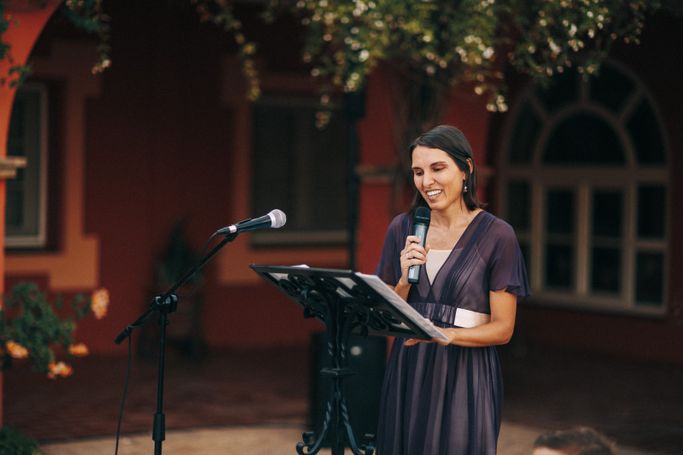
[499,61,668,315]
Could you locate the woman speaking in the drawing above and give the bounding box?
[374,125,529,454]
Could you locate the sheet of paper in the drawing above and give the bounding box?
[354,272,449,342]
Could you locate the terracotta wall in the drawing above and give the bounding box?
[5,2,344,354]
[3,4,681,363]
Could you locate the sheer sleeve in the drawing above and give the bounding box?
[374,213,410,286]
[488,221,530,297]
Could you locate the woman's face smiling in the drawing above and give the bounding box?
[411,145,467,212]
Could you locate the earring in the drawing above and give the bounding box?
[463,184,468,193]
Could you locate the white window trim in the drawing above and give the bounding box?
[498,60,669,316]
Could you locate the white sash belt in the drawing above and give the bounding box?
[453,308,490,328]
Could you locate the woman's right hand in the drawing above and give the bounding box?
[398,235,429,286]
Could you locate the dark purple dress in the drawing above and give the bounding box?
[374,211,529,455]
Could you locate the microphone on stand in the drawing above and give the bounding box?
[407,206,431,284]
[216,209,287,235]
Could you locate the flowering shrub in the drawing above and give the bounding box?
[188,0,661,167]
[287,0,658,122]
[0,282,109,378]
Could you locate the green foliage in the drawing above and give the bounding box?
[1,0,660,110]
[0,282,95,375]
[0,0,111,87]
[287,0,659,116]
[295,0,498,91]
[194,0,261,100]
[61,0,111,74]
[508,0,657,82]
[0,1,30,87]
[0,1,8,60]
[0,0,662,153]
[5,63,30,88]
[0,426,41,455]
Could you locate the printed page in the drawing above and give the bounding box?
[354,272,448,342]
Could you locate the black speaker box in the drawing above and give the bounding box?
[309,331,387,447]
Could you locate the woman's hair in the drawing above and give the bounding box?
[408,124,484,212]
[533,427,617,455]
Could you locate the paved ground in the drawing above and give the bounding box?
[38,422,652,455]
[4,342,682,454]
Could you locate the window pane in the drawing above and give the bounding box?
[519,242,530,276]
[589,64,634,113]
[509,103,540,164]
[543,113,624,164]
[592,190,622,238]
[637,185,666,239]
[308,118,349,230]
[252,105,296,223]
[545,244,574,289]
[591,247,621,294]
[6,190,24,227]
[546,189,574,235]
[251,99,349,240]
[6,86,44,243]
[507,181,530,231]
[7,99,27,148]
[635,252,664,306]
[545,188,575,290]
[627,99,665,164]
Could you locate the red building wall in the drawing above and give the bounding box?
[3,4,681,364]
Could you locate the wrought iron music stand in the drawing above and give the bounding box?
[250,265,447,455]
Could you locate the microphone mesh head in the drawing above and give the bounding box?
[269,209,287,228]
[414,206,431,224]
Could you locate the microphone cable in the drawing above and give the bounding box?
[111,229,226,454]
[114,335,133,455]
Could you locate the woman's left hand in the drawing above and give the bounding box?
[404,291,517,348]
[404,329,457,347]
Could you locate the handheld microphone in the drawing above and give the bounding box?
[216,209,287,235]
[407,206,431,284]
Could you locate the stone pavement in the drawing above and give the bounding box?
[39,422,653,455]
[5,344,682,454]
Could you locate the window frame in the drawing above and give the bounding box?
[498,61,669,316]
[5,82,49,249]
[249,95,350,246]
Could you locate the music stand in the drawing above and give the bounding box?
[250,265,447,455]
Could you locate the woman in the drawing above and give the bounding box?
[374,125,529,454]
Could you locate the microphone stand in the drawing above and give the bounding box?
[114,231,238,455]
